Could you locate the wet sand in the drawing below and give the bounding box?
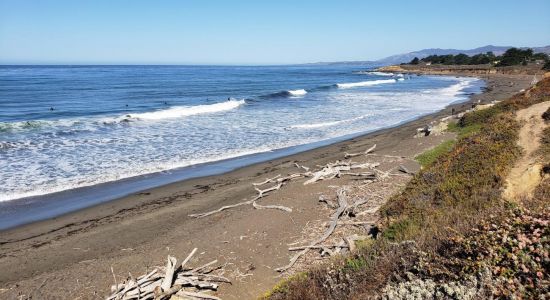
[0,73,534,299]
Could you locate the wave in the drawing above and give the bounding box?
[336,79,397,89]
[262,89,308,99]
[436,78,475,97]
[290,114,371,129]
[288,89,307,96]
[126,99,245,120]
[0,119,92,133]
[353,71,396,77]
[0,100,246,133]
[0,145,275,202]
[0,120,44,132]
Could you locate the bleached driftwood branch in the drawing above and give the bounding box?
[303,161,378,185]
[293,162,310,172]
[344,144,376,158]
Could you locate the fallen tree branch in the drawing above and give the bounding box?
[188,200,254,218]
[398,165,414,174]
[252,175,281,186]
[288,244,350,251]
[176,290,222,300]
[293,162,310,171]
[161,256,177,292]
[252,202,292,212]
[323,221,372,227]
[344,144,377,159]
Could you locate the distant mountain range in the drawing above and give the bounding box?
[307,45,550,66]
[376,45,550,65]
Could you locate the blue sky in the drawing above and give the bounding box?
[1,0,549,64]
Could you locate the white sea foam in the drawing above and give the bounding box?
[336,79,396,89]
[369,71,395,77]
[0,100,246,133]
[0,145,275,202]
[397,77,405,81]
[127,99,245,120]
[290,114,371,129]
[290,121,342,129]
[287,89,307,96]
[438,78,475,96]
[354,71,394,76]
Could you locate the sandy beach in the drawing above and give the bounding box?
[0,73,535,299]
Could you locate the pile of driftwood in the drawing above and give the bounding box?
[187,144,412,273]
[276,146,415,272]
[107,248,229,300]
[189,145,380,219]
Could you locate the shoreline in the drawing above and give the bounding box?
[0,75,483,230]
[0,72,535,300]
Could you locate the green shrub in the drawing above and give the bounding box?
[446,121,482,138]
[415,140,456,167]
[344,257,368,271]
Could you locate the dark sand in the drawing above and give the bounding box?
[0,73,534,299]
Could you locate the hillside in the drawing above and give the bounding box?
[265,75,550,299]
[376,45,550,65]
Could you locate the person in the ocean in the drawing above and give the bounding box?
[49,107,54,111]
[164,101,168,105]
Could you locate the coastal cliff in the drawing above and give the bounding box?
[376,64,546,76]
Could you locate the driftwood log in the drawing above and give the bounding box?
[344,144,376,158]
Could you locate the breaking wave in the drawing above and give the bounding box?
[0,99,246,133]
[336,79,397,89]
[262,89,308,98]
[353,71,395,76]
[126,99,245,120]
[431,79,476,97]
[288,89,307,96]
[289,114,372,129]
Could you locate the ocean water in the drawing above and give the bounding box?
[0,65,483,207]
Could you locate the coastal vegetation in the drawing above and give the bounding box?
[414,139,455,167]
[408,47,549,67]
[266,77,550,299]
